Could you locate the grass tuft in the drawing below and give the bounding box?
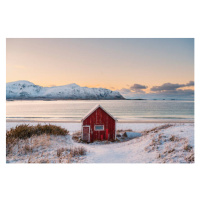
[57,146,87,158]
[185,151,194,163]
[7,124,69,140]
[184,144,193,152]
[6,124,69,156]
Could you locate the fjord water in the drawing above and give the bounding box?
[6,100,194,122]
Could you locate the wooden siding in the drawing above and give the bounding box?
[82,107,115,142]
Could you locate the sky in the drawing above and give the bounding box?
[6,38,194,99]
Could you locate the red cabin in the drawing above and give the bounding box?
[81,104,117,142]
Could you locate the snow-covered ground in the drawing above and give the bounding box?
[6,122,194,163]
[161,123,194,147]
[81,123,194,163]
[6,122,166,134]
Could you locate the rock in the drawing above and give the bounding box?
[123,132,128,137]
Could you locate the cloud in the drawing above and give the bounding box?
[151,81,194,92]
[118,89,194,100]
[121,88,131,93]
[130,84,148,93]
[151,83,185,91]
[117,81,194,100]
[117,87,148,98]
[186,81,194,86]
[157,89,194,96]
[117,88,131,94]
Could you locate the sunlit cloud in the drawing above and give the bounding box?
[187,81,194,86]
[117,81,194,99]
[130,84,148,93]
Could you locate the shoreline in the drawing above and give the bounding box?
[6,119,194,123]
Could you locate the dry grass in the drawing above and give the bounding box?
[7,134,52,157]
[39,159,50,163]
[57,146,87,157]
[146,133,164,152]
[167,148,175,154]
[143,124,173,135]
[185,150,194,163]
[57,147,66,157]
[6,134,87,163]
[6,124,87,163]
[184,144,193,152]
[7,124,69,140]
[144,124,194,163]
[169,135,180,142]
[70,147,87,156]
[6,124,69,160]
[72,132,81,143]
[6,124,69,156]
[56,146,87,163]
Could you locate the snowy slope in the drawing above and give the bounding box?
[6,122,194,163]
[6,80,124,100]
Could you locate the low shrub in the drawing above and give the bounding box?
[39,159,50,163]
[168,148,175,153]
[169,135,181,142]
[185,151,194,163]
[72,132,81,143]
[184,144,193,152]
[57,147,67,157]
[169,135,175,141]
[76,146,87,156]
[6,124,69,155]
[24,144,33,154]
[56,146,87,158]
[7,124,69,140]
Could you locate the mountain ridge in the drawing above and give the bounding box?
[6,80,125,100]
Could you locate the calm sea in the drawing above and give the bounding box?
[6,100,194,122]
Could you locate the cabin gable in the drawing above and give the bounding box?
[82,105,116,142]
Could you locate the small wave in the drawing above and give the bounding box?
[137,117,194,119]
[6,116,81,119]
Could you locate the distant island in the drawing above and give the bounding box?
[126,98,147,100]
[6,80,125,100]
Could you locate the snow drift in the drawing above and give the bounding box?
[125,132,142,138]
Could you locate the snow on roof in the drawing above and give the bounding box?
[81,104,117,122]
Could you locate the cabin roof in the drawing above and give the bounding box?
[81,104,117,122]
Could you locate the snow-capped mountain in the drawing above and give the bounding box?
[6,81,125,100]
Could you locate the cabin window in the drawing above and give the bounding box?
[94,125,104,131]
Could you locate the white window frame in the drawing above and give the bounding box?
[94,125,104,131]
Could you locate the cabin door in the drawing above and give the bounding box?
[82,126,90,142]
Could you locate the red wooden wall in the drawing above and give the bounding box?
[82,107,116,142]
